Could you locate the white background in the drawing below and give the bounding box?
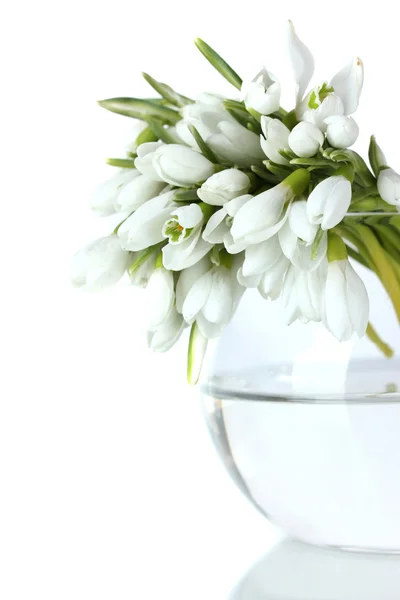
[1,1,400,598]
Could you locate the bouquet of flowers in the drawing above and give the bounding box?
[71,22,400,383]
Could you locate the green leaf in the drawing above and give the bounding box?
[250,165,280,184]
[278,149,297,162]
[223,100,261,134]
[282,109,298,130]
[98,97,181,124]
[135,126,158,146]
[142,72,193,107]
[324,148,376,187]
[290,156,336,168]
[145,117,177,144]
[188,124,219,163]
[263,160,292,180]
[187,322,208,385]
[106,158,136,168]
[194,38,243,90]
[173,189,200,202]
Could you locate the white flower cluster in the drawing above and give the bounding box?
[72,23,400,382]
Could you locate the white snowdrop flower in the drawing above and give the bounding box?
[325,115,359,149]
[153,144,215,187]
[71,235,129,292]
[162,204,212,271]
[147,306,186,352]
[91,169,139,216]
[321,233,369,341]
[231,169,311,246]
[146,265,175,331]
[134,142,165,181]
[287,21,315,108]
[241,68,281,116]
[260,116,291,165]
[288,122,324,158]
[377,168,400,207]
[208,121,265,168]
[281,262,327,325]
[129,251,156,288]
[180,258,243,339]
[198,169,251,206]
[118,190,177,251]
[303,92,344,132]
[307,176,352,230]
[330,57,364,116]
[176,94,233,147]
[202,195,251,254]
[114,175,167,212]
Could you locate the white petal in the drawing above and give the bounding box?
[91,169,139,216]
[258,254,289,299]
[242,236,281,276]
[147,307,185,352]
[287,21,315,107]
[71,235,129,292]
[174,203,204,228]
[225,194,253,216]
[289,200,318,244]
[345,261,369,337]
[146,268,175,330]
[182,271,213,323]
[175,257,211,314]
[202,268,233,324]
[331,57,364,116]
[237,267,262,288]
[202,209,229,244]
[115,175,166,212]
[322,261,352,341]
[196,313,225,339]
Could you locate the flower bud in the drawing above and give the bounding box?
[153,144,215,187]
[369,136,387,177]
[208,121,265,168]
[115,174,167,212]
[197,169,251,206]
[303,93,344,132]
[330,57,364,116]
[91,169,139,216]
[260,116,290,165]
[324,115,359,149]
[307,176,352,230]
[288,122,324,158]
[241,68,281,116]
[377,168,400,207]
[70,235,129,292]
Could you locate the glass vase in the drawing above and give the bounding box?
[200,266,400,552]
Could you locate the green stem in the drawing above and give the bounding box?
[366,323,394,358]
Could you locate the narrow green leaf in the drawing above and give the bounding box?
[282,109,298,131]
[187,322,208,385]
[278,149,297,162]
[98,97,181,124]
[188,124,219,164]
[142,72,193,107]
[194,38,243,90]
[174,189,200,202]
[250,165,280,184]
[106,158,136,168]
[290,157,335,168]
[326,149,376,187]
[145,118,177,144]
[223,100,261,134]
[366,323,394,359]
[135,126,158,146]
[264,160,292,179]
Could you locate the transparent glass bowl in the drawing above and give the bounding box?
[200,274,400,552]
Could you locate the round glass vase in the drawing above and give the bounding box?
[200,266,400,553]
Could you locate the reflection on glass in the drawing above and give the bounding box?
[229,539,400,599]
